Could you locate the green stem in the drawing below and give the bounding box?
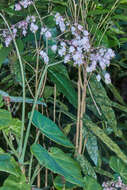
[28,131,40,182]
[0,13,26,158]
[20,65,49,164]
[31,164,43,185]
[3,132,19,159]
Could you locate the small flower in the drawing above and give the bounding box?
[22,29,27,36]
[104,73,111,84]
[41,27,47,35]
[83,30,89,36]
[69,46,75,53]
[58,47,66,57]
[40,51,49,64]
[15,3,22,11]
[45,31,52,39]
[59,21,66,32]
[64,54,70,63]
[5,36,12,47]
[51,45,57,53]
[30,23,38,33]
[96,74,101,82]
[60,42,66,47]
[78,24,83,31]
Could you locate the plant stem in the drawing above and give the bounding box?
[20,64,48,164]
[3,132,19,159]
[76,67,81,151]
[0,13,26,158]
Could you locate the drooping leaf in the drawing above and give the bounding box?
[31,144,84,187]
[30,110,74,148]
[94,167,114,179]
[84,176,102,190]
[109,156,127,183]
[48,69,77,108]
[84,118,127,164]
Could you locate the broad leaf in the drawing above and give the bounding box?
[30,110,74,148]
[0,154,20,176]
[48,69,77,108]
[31,144,84,187]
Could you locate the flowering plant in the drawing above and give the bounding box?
[0,0,127,189]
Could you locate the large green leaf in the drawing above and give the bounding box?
[0,174,31,190]
[84,176,102,190]
[30,110,74,148]
[48,69,77,108]
[84,118,127,164]
[31,144,84,187]
[0,154,20,176]
[109,156,127,183]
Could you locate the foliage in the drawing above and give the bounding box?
[0,0,127,189]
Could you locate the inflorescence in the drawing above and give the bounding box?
[1,3,115,84]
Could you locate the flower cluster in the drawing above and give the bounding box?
[1,11,115,84]
[41,27,52,39]
[2,15,38,46]
[15,0,33,11]
[54,13,66,32]
[102,177,127,190]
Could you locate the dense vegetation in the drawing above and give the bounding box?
[0,0,127,189]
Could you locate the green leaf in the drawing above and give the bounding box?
[0,154,20,176]
[84,119,127,164]
[84,176,102,190]
[4,118,22,137]
[0,174,31,190]
[0,46,11,68]
[76,154,97,179]
[109,156,127,183]
[48,69,77,108]
[94,167,114,179]
[31,144,84,187]
[0,109,12,129]
[83,127,99,166]
[30,110,74,148]
[89,75,117,135]
[54,176,76,190]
